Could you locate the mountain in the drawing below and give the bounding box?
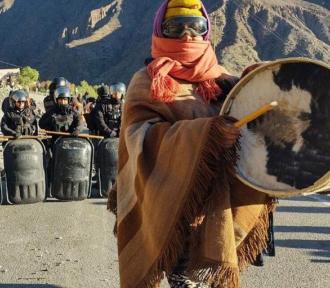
[0,0,329,84]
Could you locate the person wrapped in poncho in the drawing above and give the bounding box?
[108,0,275,287]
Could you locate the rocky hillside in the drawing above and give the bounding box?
[0,0,329,84]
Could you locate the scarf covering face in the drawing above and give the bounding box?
[148,36,229,103]
[148,0,229,103]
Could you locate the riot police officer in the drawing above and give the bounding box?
[2,90,37,114]
[1,90,38,138]
[40,86,86,199]
[90,83,125,138]
[43,77,70,112]
[39,86,83,136]
[84,97,96,131]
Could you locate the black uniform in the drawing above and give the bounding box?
[39,105,83,135]
[1,107,38,137]
[84,99,96,132]
[43,95,55,113]
[44,77,70,112]
[91,97,122,137]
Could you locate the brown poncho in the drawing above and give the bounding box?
[108,68,274,288]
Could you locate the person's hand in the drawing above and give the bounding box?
[216,116,240,149]
[110,130,117,138]
[71,130,80,137]
[15,131,22,139]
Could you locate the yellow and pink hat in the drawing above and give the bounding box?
[165,0,203,19]
[153,0,211,39]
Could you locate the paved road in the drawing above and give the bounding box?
[0,194,329,288]
[240,194,330,288]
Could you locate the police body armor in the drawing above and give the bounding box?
[3,139,46,204]
[52,113,74,132]
[96,138,119,197]
[1,96,10,113]
[51,137,93,201]
[103,99,122,134]
[12,110,36,135]
[43,95,55,112]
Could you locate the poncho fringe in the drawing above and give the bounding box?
[135,117,239,287]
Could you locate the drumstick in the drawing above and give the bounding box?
[42,130,104,140]
[234,101,278,128]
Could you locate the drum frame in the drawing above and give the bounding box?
[220,57,330,197]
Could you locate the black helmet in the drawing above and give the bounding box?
[86,97,96,103]
[54,86,71,101]
[109,82,126,97]
[49,77,70,96]
[9,90,29,109]
[97,85,110,98]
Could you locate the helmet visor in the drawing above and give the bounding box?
[54,86,71,99]
[11,90,28,102]
[162,16,208,39]
[110,83,126,95]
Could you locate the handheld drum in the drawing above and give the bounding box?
[221,58,330,197]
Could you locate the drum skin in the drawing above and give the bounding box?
[4,139,46,204]
[96,138,118,197]
[221,58,330,197]
[51,137,93,201]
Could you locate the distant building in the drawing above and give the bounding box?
[0,68,20,80]
[0,68,20,87]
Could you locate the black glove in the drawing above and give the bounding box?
[15,130,22,139]
[104,128,117,138]
[110,129,118,138]
[71,130,80,137]
[23,126,33,136]
[216,76,240,98]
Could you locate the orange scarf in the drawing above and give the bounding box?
[148,35,228,103]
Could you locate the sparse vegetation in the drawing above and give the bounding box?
[76,80,97,97]
[17,66,39,88]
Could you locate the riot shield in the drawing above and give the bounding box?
[3,139,46,204]
[0,169,4,205]
[96,138,118,197]
[51,137,93,201]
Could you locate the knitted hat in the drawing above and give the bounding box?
[153,0,211,40]
[165,0,203,19]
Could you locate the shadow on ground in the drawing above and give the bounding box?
[0,285,61,288]
[283,196,325,202]
[90,201,107,205]
[275,225,330,234]
[277,206,330,214]
[276,239,330,262]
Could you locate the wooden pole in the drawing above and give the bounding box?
[41,130,104,140]
[0,135,52,141]
[234,101,278,128]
